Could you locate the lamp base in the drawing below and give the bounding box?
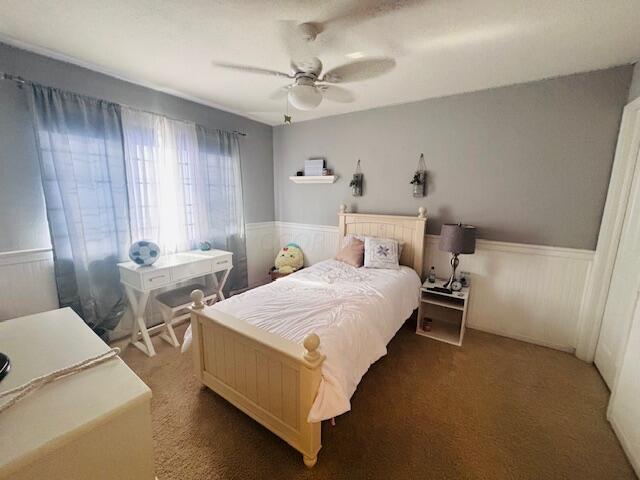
[442,253,460,289]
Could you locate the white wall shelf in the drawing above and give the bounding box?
[289,176,337,184]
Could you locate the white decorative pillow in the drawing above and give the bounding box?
[343,234,404,257]
[364,236,400,269]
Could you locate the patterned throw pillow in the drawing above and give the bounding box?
[364,236,400,269]
[343,233,405,257]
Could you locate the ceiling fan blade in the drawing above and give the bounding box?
[269,85,291,100]
[213,61,293,79]
[292,1,423,57]
[320,0,424,30]
[321,57,396,83]
[317,85,355,103]
[277,20,321,63]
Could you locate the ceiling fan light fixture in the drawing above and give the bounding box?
[288,84,322,110]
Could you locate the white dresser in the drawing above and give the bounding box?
[0,308,154,480]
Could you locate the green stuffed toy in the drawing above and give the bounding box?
[274,243,304,274]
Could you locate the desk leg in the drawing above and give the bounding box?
[212,268,231,301]
[125,286,155,357]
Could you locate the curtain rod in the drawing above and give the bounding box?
[0,71,248,137]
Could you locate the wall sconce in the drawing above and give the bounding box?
[410,153,427,198]
[349,159,363,196]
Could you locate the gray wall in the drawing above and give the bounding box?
[629,62,640,102]
[0,42,274,252]
[0,40,633,253]
[274,66,632,250]
[0,76,49,250]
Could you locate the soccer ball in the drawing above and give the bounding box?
[129,240,161,266]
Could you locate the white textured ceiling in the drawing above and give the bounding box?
[1,0,639,126]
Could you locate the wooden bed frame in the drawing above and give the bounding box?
[189,205,427,467]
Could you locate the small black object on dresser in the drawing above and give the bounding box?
[0,353,10,382]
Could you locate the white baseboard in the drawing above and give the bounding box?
[467,325,575,353]
[609,413,640,476]
[246,221,595,353]
[0,248,59,320]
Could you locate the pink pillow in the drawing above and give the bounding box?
[335,238,365,267]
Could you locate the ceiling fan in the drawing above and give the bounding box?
[213,23,396,111]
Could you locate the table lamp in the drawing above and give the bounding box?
[439,223,476,289]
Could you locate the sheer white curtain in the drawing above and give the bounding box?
[121,108,202,254]
[121,108,247,290]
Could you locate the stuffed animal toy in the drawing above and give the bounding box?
[274,243,304,274]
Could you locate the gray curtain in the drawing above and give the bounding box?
[195,126,248,292]
[29,85,130,338]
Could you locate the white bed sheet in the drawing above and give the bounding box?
[183,259,420,422]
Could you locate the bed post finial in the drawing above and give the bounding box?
[191,289,205,310]
[418,206,426,219]
[339,204,347,214]
[303,334,321,363]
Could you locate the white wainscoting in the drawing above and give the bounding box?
[0,248,59,321]
[246,222,276,288]
[261,222,594,353]
[423,236,593,352]
[276,222,340,267]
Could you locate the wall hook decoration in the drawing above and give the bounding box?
[410,153,427,198]
[349,159,363,197]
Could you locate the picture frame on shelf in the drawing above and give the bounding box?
[305,158,325,176]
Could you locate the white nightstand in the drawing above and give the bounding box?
[416,279,471,346]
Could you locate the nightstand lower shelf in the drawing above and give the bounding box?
[416,318,464,346]
[417,280,471,347]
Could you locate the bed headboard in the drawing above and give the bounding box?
[337,205,427,278]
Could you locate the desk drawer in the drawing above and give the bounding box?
[212,255,233,272]
[172,260,212,282]
[142,271,171,290]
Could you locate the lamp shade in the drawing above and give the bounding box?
[439,223,476,254]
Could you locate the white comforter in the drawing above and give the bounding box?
[183,259,420,422]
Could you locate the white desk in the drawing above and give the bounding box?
[0,308,154,480]
[118,249,233,357]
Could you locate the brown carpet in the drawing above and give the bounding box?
[121,321,636,480]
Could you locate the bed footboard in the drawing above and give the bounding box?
[189,290,325,467]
